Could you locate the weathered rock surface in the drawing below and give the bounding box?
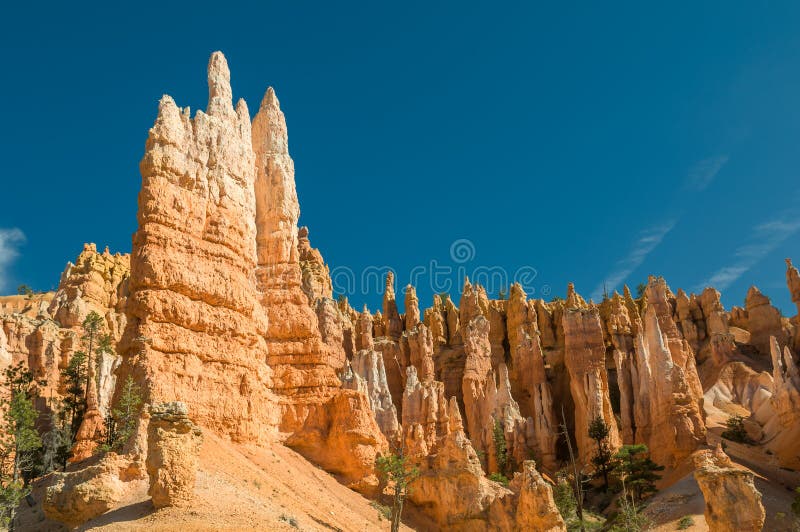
[505,284,558,471]
[488,461,566,532]
[70,354,107,462]
[48,243,130,338]
[342,346,400,442]
[119,52,274,441]
[743,286,786,357]
[43,453,146,528]
[253,86,342,404]
[563,306,621,463]
[693,446,765,532]
[285,389,388,495]
[146,402,203,508]
[763,335,800,467]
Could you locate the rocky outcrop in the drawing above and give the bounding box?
[635,298,705,466]
[405,391,564,531]
[146,402,203,508]
[0,244,127,416]
[342,346,400,442]
[0,325,9,370]
[461,315,495,455]
[743,286,786,357]
[787,258,800,314]
[383,272,402,340]
[43,453,146,528]
[461,315,534,474]
[70,354,106,462]
[703,362,774,432]
[253,86,343,405]
[609,278,706,468]
[693,446,765,532]
[763,336,800,467]
[488,461,566,532]
[563,306,620,463]
[120,52,274,441]
[407,396,511,529]
[285,389,388,495]
[402,366,450,455]
[298,226,333,302]
[505,284,558,470]
[404,284,420,330]
[48,243,130,338]
[402,322,435,383]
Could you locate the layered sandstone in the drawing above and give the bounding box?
[404,390,564,530]
[146,402,203,508]
[743,286,786,357]
[252,86,342,405]
[342,346,400,442]
[763,335,800,467]
[505,284,558,470]
[43,453,146,528]
[119,52,274,441]
[48,243,130,338]
[563,305,620,463]
[285,389,388,495]
[693,446,765,532]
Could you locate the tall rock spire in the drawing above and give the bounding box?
[252,86,343,403]
[119,52,272,442]
[207,51,235,117]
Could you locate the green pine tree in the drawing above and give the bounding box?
[376,450,420,532]
[492,418,509,476]
[588,415,616,492]
[0,363,43,529]
[103,376,143,452]
[61,351,87,445]
[613,444,663,501]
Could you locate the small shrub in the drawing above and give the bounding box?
[677,515,694,529]
[279,513,299,528]
[488,472,509,486]
[721,415,754,444]
[792,486,800,517]
[553,472,577,522]
[608,491,651,531]
[370,501,391,521]
[492,419,508,475]
[636,283,647,299]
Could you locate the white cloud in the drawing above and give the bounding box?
[592,220,676,300]
[0,228,26,292]
[698,215,800,291]
[684,155,729,192]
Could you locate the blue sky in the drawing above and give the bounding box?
[2,2,800,314]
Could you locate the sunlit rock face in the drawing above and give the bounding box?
[693,446,765,532]
[119,52,275,442]
[252,86,344,412]
[563,305,621,463]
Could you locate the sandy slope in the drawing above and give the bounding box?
[19,433,410,531]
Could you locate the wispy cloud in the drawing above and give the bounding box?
[697,214,800,291]
[684,155,729,192]
[0,228,26,292]
[592,220,677,300]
